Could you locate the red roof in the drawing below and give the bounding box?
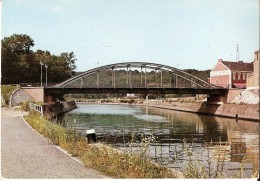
[222,61,253,71]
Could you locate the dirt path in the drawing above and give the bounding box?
[1,107,109,179]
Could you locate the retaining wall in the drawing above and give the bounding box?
[10,89,34,107]
[143,101,259,121]
[43,101,77,118]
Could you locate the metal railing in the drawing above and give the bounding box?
[29,102,43,117]
[19,83,58,87]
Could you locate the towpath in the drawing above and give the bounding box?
[1,107,109,179]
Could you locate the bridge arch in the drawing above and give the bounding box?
[53,62,218,89]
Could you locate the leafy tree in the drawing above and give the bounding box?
[1,34,35,84]
[2,34,34,54]
[1,34,77,84]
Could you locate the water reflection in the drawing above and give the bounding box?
[141,106,259,176]
[58,103,259,177]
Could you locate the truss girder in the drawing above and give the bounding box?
[53,62,219,89]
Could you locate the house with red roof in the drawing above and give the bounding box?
[209,59,253,89]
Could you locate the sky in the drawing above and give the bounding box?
[1,0,259,72]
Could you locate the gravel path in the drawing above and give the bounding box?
[1,107,109,179]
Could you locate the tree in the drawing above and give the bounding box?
[42,52,76,83]
[2,34,34,54]
[33,50,77,83]
[1,34,77,84]
[1,34,35,84]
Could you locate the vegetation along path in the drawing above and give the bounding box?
[1,107,109,179]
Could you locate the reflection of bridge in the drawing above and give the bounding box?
[45,62,227,101]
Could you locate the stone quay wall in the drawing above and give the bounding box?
[43,101,77,119]
[143,100,259,121]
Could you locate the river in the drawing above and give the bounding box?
[57,103,259,178]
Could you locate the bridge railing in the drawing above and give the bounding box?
[29,102,43,117]
[20,83,58,87]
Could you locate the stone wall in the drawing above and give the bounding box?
[143,101,259,121]
[10,89,34,107]
[43,101,77,118]
[226,89,243,103]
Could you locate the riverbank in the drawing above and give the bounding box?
[71,89,259,121]
[142,100,259,121]
[2,108,184,178]
[1,107,108,179]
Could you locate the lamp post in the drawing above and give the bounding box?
[40,61,43,87]
[45,64,48,87]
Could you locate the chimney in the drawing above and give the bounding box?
[218,59,222,62]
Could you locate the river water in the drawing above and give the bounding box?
[57,103,259,178]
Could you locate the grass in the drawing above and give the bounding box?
[82,143,175,178]
[24,111,178,178]
[1,85,18,105]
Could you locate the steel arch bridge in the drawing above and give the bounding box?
[45,62,227,96]
[54,62,218,89]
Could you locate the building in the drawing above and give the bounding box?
[210,59,253,88]
[246,50,259,90]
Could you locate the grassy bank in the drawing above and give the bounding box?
[24,112,178,178]
[1,85,18,105]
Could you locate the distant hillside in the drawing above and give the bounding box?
[183,69,210,82]
[74,69,210,83]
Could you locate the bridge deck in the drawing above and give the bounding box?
[45,87,227,95]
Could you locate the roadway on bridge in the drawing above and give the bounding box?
[1,107,109,179]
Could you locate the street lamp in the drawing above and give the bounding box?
[45,64,48,87]
[40,61,43,87]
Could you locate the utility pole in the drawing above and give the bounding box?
[40,61,43,87]
[45,64,48,87]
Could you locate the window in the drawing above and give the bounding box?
[238,73,241,80]
[242,73,246,80]
[233,72,236,80]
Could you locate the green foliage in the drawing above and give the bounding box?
[19,101,31,112]
[1,34,77,84]
[82,144,174,178]
[183,69,210,82]
[1,85,18,105]
[24,113,82,147]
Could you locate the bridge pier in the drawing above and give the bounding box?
[44,93,65,103]
[207,93,228,104]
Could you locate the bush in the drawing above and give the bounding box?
[19,101,30,112]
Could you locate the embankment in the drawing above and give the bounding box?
[143,100,259,121]
[43,101,77,118]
